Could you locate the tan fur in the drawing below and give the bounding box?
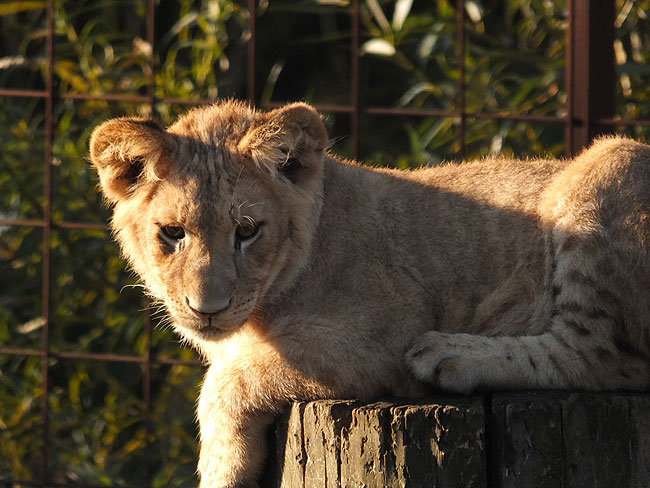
[89,101,650,487]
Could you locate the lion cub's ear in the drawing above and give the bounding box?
[238,103,327,185]
[89,117,175,203]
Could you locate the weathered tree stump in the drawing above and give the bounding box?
[491,392,650,488]
[266,393,650,488]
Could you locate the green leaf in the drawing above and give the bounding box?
[361,38,395,57]
[392,0,413,31]
[0,1,45,15]
[366,0,391,36]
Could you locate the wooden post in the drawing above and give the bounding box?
[267,393,650,488]
[491,393,650,488]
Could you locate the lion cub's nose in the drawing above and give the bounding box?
[186,296,232,317]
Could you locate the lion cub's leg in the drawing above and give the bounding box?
[197,366,271,488]
[407,233,650,393]
[197,339,332,488]
[406,326,647,393]
[197,388,268,488]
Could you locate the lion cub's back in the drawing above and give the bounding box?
[409,136,650,228]
[540,136,650,226]
[409,154,566,217]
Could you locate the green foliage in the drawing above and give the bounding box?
[614,0,650,140]
[360,0,459,111]
[48,360,147,484]
[0,2,46,89]
[0,226,42,350]
[0,97,45,220]
[53,0,149,94]
[356,0,567,165]
[0,355,43,480]
[156,0,249,99]
[1,0,649,485]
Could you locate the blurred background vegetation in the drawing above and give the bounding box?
[1,0,649,486]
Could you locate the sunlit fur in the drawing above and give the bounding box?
[90,101,650,487]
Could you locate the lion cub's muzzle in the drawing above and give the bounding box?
[182,295,244,334]
[185,295,232,318]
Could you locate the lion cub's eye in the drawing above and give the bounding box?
[235,218,259,240]
[235,217,261,250]
[161,225,185,240]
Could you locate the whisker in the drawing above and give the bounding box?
[244,202,265,209]
[120,283,149,294]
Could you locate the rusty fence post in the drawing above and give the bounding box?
[566,0,616,155]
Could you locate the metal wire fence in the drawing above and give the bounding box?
[1,0,649,486]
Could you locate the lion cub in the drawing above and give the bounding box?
[90,101,650,487]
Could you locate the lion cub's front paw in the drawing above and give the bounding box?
[197,449,262,488]
[406,331,491,394]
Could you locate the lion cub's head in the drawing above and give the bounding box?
[89,101,327,346]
